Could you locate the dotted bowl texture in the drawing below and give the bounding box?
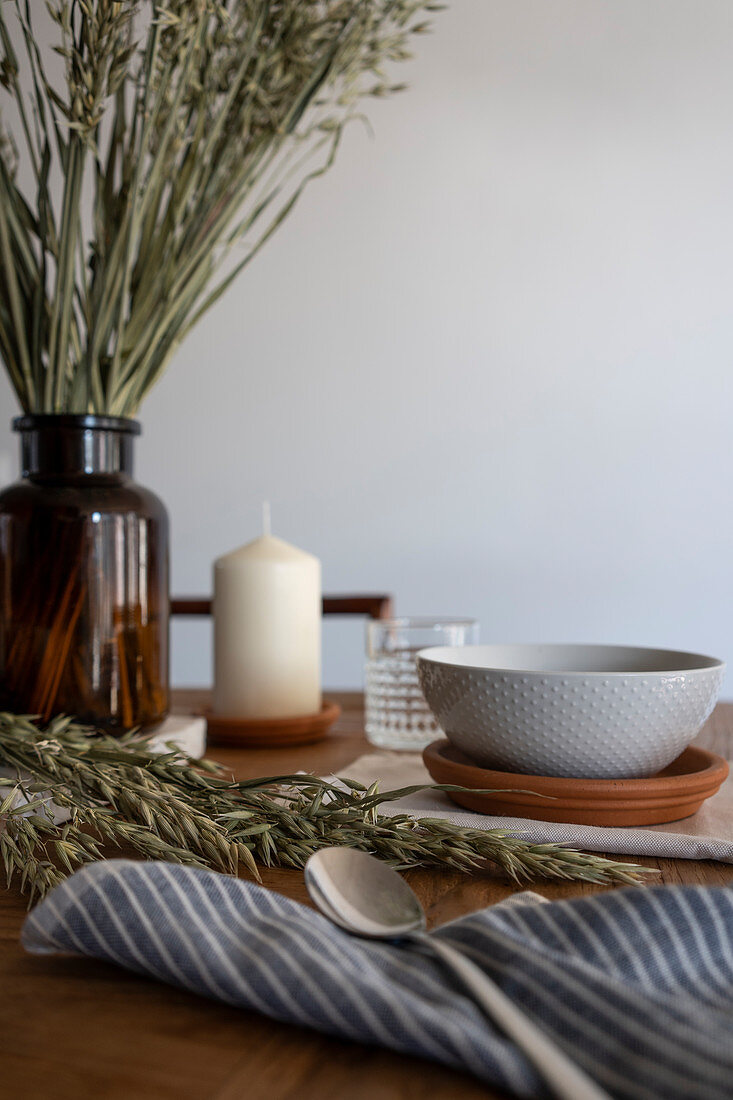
[416,644,725,779]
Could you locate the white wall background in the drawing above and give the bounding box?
[1,0,733,690]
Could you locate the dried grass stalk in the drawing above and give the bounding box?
[0,713,654,905]
[0,1,441,415]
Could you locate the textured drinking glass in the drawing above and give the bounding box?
[365,618,479,750]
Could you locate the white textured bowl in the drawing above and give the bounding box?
[416,644,725,779]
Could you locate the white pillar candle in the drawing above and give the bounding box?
[213,520,321,719]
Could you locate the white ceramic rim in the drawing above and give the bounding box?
[415,643,725,676]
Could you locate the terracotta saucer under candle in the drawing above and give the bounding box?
[422,740,729,827]
[205,700,341,748]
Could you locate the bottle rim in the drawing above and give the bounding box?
[13,413,141,435]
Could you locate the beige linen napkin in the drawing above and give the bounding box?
[330,751,733,862]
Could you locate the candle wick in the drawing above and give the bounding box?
[262,500,271,537]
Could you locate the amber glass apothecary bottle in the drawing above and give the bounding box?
[0,415,169,731]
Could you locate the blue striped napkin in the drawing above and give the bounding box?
[22,860,733,1099]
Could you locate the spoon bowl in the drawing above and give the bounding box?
[305,846,425,939]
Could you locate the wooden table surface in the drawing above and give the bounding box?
[3,691,733,1100]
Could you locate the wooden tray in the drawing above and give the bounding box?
[422,739,729,826]
[205,700,341,748]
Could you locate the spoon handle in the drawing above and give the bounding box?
[420,936,610,1100]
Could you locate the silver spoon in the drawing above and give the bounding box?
[305,847,610,1100]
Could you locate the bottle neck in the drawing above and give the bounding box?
[14,414,140,479]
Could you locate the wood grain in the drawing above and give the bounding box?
[171,595,395,620]
[2,692,732,1100]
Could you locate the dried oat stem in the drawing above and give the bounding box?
[0,713,654,904]
[0,1,441,415]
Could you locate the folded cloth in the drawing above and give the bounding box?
[334,751,733,863]
[22,860,733,1100]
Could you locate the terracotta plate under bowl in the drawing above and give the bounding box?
[205,700,341,748]
[422,740,729,826]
